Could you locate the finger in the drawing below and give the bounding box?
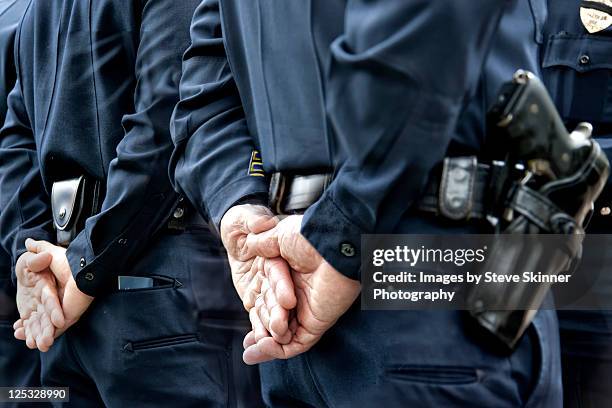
[36,313,55,352]
[243,343,276,365]
[24,317,37,349]
[25,238,55,255]
[25,252,53,273]
[41,284,65,329]
[262,281,292,344]
[254,336,289,360]
[255,293,271,335]
[264,257,296,310]
[242,265,263,310]
[247,212,278,235]
[249,306,269,343]
[255,336,309,361]
[243,330,256,349]
[13,319,23,331]
[268,306,292,345]
[14,327,26,341]
[30,309,44,345]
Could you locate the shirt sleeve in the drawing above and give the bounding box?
[169,0,269,230]
[0,79,55,278]
[65,0,201,296]
[301,0,511,280]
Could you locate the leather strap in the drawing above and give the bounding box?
[417,159,491,220]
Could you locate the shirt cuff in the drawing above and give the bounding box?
[208,176,269,230]
[301,191,362,281]
[66,230,114,297]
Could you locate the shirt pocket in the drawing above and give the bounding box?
[542,33,612,126]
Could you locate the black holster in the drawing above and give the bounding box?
[51,176,102,247]
[467,71,610,350]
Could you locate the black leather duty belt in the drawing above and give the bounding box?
[268,157,497,221]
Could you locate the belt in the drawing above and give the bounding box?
[269,172,333,215]
[269,157,496,221]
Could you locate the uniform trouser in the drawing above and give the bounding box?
[259,215,563,408]
[0,278,46,408]
[40,228,264,407]
[559,311,612,408]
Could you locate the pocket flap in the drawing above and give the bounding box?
[51,176,84,230]
[543,34,612,72]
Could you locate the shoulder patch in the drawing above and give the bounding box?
[248,150,265,177]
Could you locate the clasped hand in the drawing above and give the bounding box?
[13,239,93,351]
[220,205,360,365]
[14,204,360,359]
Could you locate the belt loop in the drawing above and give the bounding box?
[269,172,288,215]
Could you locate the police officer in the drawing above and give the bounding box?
[0,0,263,406]
[542,1,612,406]
[0,0,44,395]
[171,0,562,406]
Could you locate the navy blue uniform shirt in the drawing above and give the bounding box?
[0,0,30,316]
[171,0,546,280]
[0,0,197,296]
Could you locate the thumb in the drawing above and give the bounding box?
[245,227,281,259]
[25,239,56,255]
[26,239,71,284]
[24,252,53,274]
[247,213,278,235]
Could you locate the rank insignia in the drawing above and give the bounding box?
[581,0,612,33]
[248,150,265,177]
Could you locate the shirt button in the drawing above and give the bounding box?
[340,242,356,258]
[79,257,86,268]
[579,54,590,65]
[84,272,94,281]
[600,207,611,216]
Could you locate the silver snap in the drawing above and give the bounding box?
[173,207,184,219]
[340,243,356,257]
[451,168,468,182]
[84,272,94,281]
[79,257,86,268]
[449,196,464,209]
[59,207,67,219]
[579,54,590,65]
[118,238,128,245]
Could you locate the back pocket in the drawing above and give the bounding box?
[385,365,481,386]
[124,333,199,352]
